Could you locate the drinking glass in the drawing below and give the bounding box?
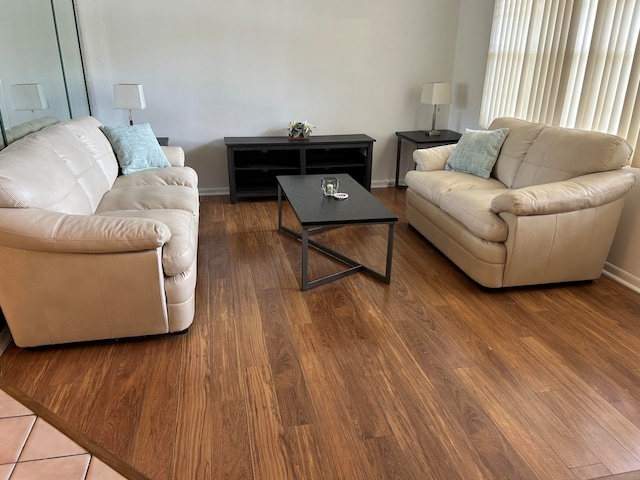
[321,177,339,196]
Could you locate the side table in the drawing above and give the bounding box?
[394,130,461,188]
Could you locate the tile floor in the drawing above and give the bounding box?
[0,387,127,480]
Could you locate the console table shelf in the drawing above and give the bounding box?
[225,134,375,203]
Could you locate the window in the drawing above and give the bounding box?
[480,0,640,167]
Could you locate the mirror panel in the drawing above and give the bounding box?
[0,0,90,148]
[52,0,90,119]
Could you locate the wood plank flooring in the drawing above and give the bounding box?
[1,188,640,479]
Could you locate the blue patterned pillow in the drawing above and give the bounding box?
[99,123,170,175]
[445,128,509,179]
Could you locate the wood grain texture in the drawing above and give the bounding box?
[1,189,640,479]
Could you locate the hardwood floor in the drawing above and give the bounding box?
[1,188,640,479]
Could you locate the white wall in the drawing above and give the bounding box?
[449,0,495,132]
[76,0,461,193]
[605,169,640,292]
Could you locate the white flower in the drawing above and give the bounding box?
[286,120,314,136]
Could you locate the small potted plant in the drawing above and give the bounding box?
[286,121,314,140]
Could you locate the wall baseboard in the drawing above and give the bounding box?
[603,262,640,294]
[199,187,229,197]
[199,181,397,197]
[372,179,395,188]
[0,327,12,356]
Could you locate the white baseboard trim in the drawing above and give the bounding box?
[198,187,229,197]
[198,181,398,197]
[372,179,396,188]
[0,327,12,356]
[603,262,640,294]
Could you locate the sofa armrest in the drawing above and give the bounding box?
[0,209,171,253]
[491,170,637,215]
[413,144,457,171]
[161,146,185,167]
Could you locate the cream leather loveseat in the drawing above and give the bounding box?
[0,116,199,347]
[405,117,636,288]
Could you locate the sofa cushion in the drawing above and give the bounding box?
[29,123,112,212]
[489,117,545,188]
[0,135,93,214]
[96,185,199,216]
[439,189,509,242]
[61,116,119,186]
[512,125,633,188]
[405,170,507,207]
[5,116,59,142]
[98,209,197,276]
[99,123,171,175]
[414,144,456,172]
[445,128,509,178]
[112,166,198,189]
[491,170,637,215]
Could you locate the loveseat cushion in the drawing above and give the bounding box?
[414,144,456,172]
[405,170,507,207]
[489,117,545,187]
[491,170,638,215]
[439,189,509,242]
[512,125,633,188]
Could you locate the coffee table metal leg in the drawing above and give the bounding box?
[384,223,395,283]
[395,138,402,188]
[296,223,395,290]
[277,209,396,289]
[277,184,283,230]
[301,228,310,291]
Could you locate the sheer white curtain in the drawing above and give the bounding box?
[480,0,640,167]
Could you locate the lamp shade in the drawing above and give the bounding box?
[420,82,452,105]
[114,84,146,110]
[11,83,49,111]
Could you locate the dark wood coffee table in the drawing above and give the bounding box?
[277,174,398,290]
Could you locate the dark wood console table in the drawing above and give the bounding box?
[225,134,375,203]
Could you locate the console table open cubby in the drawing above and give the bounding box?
[224,134,375,203]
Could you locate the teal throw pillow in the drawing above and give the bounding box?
[99,123,170,175]
[445,128,509,179]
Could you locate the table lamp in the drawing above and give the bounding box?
[114,84,146,125]
[11,83,49,119]
[421,82,452,136]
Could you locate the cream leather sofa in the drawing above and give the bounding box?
[4,116,60,143]
[405,117,637,288]
[0,116,199,347]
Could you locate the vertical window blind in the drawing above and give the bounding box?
[480,0,640,167]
